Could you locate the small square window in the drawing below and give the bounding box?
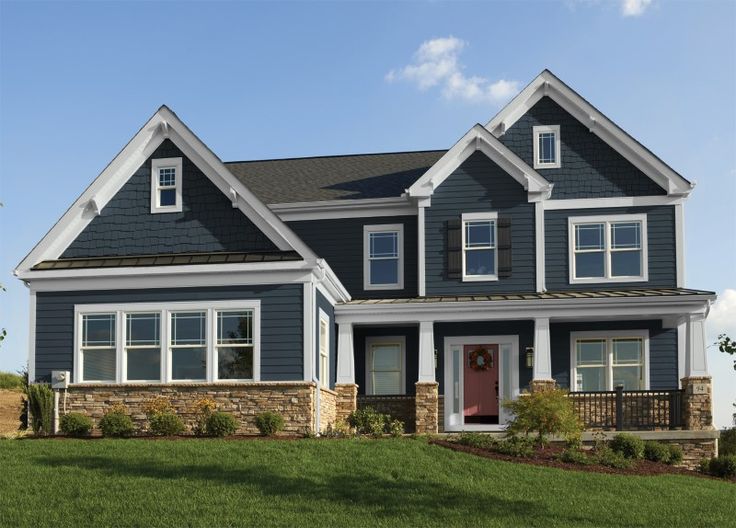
[533,125,561,169]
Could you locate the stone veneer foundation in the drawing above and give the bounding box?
[319,387,337,433]
[415,382,439,434]
[529,379,556,392]
[65,382,317,435]
[681,377,713,430]
[334,383,358,423]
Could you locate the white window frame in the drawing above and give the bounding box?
[568,213,648,284]
[318,308,330,388]
[569,330,650,392]
[213,308,258,383]
[123,311,163,384]
[74,300,260,384]
[363,224,404,291]
[461,212,498,282]
[365,335,406,395]
[150,157,183,213]
[533,125,561,169]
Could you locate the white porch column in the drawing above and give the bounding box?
[532,317,553,385]
[335,322,355,384]
[685,313,709,377]
[418,321,435,382]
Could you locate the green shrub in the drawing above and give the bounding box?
[503,388,582,446]
[699,458,711,474]
[609,433,644,459]
[27,384,54,435]
[255,411,284,436]
[205,411,238,437]
[99,408,135,438]
[667,444,683,465]
[387,419,404,438]
[720,427,736,456]
[347,407,384,436]
[457,432,497,450]
[323,420,352,438]
[559,448,593,465]
[59,412,92,437]
[0,371,24,390]
[494,436,535,457]
[643,441,671,464]
[149,412,185,436]
[594,447,632,469]
[705,455,736,479]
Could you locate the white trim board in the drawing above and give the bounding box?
[406,124,553,202]
[542,195,685,210]
[486,70,693,196]
[15,105,319,275]
[270,197,417,221]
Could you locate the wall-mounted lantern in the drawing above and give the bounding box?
[525,347,534,369]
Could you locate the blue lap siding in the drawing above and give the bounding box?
[425,151,537,295]
[545,205,677,290]
[499,96,666,199]
[550,320,678,390]
[62,139,277,258]
[288,216,418,299]
[33,284,303,383]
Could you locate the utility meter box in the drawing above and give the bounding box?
[51,370,70,389]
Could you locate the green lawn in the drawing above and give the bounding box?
[0,438,732,528]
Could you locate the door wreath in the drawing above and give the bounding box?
[469,347,493,371]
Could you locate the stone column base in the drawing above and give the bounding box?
[530,379,556,392]
[415,382,439,434]
[681,376,713,430]
[334,383,358,423]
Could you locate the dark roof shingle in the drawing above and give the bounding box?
[225,150,445,204]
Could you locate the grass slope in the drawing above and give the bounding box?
[0,438,732,528]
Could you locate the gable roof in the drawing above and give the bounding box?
[15,106,320,276]
[486,69,693,196]
[226,150,445,204]
[406,124,553,200]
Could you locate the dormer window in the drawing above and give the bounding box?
[150,157,183,213]
[533,125,561,169]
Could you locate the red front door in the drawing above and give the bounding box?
[463,344,499,423]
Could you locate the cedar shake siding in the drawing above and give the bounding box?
[545,206,677,291]
[33,285,302,383]
[549,320,678,390]
[288,216,418,299]
[424,151,536,295]
[62,139,277,258]
[499,96,666,199]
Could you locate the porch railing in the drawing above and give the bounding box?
[568,386,683,431]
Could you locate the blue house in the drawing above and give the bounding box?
[16,71,717,455]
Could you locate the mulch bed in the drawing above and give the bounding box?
[431,439,732,481]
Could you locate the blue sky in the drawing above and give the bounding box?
[1,1,734,426]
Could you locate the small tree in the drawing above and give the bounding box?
[715,334,736,370]
[503,388,582,446]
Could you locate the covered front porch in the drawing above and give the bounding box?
[332,289,715,435]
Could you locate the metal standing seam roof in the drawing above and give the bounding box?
[31,251,302,270]
[225,150,446,204]
[342,288,716,304]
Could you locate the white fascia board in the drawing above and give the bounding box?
[315,258,352,303]
[543,195,686,210]
[406,124,552,201]
[270,197,417,221]
[334,294,714,325]
[15,106,319,276]
[486,70,693,196]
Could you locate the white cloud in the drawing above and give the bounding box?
[707,288,736,342]
[386,36,520,105]
[621,0,652,17]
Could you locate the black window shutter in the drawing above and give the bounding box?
[497,216,512,279]
[446,218,462,279]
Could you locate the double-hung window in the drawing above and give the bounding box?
[569,214,647,283]
[364,224,403,290]
[75,301,260,384]
[318,310,330,388]
[462,212,497,281]
[533,125,561,169]
[151,157,183,213]
[365,336,405,395]
[571,331,648,391]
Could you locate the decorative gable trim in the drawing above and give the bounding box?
[15,106,320,276]
[406,124,553,202]
[486,70,693,196]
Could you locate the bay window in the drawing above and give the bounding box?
[75,301,260,384]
